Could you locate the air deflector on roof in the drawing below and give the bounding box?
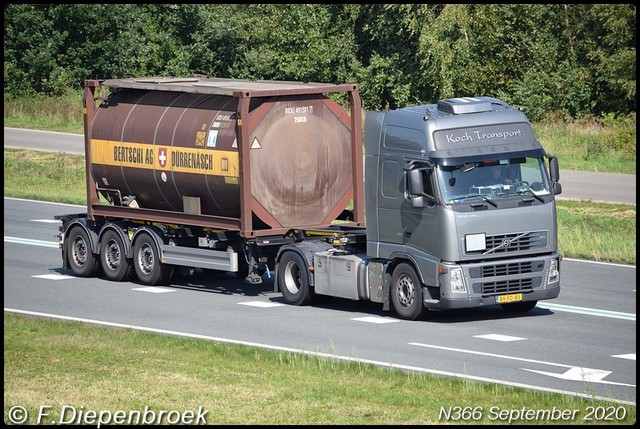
[437,97,493,114]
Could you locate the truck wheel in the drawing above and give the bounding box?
[67,226,100,277]
[277,251,313,305]
[390,263,425,320]
[500,300,538,312]
[100,229,133,282]
[133,233,172,286]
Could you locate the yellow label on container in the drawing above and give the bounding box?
[91,139,239,177]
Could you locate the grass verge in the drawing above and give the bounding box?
[4,313,636,424]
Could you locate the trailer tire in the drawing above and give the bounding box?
[133,233,172,286]
[67,226,100,278]
[390,263,425,320]
[277,251,313,306]
[500,300,538,312]
[100,229,133,282]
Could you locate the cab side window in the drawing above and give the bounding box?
[382,160,401,199]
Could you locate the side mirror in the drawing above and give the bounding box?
[407,168,424,195]
[553,182,563,195]
[548,156,562,195]
[549,156,560,182]
[410,196,425,208]
[406,167,436,206]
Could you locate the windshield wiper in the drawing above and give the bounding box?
[517,187,544,203]
[452,193,498,207]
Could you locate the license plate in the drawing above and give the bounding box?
[496,293,523,304]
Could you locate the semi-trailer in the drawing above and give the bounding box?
[56,77,562,320]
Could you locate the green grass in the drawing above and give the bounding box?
[4,91,84,134]
[557,201,636,265]
[4,313,636,425]
[532,114,636,174]
[3,149,87,204]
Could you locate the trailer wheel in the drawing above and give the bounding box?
[67,226,100,277]
[277,251,313,305]
[500,300,538,312]
[390,263,425,320]
[133,233,172,286]
[100,229,133,282]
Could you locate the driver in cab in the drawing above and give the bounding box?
[488,163,513,186]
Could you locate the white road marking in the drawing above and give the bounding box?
[562,257,636,269]
[522,367,634,387]
[410,342,572,367]
[474,334,526,342]
[31,274,77,280]
[352,316,400,324]
[537,302,635,321]
[612,353,636,361]
[523,367,611,383]
[131,287,176,294]
[4,236,58,248]
[238,301,285,308]
[410,342,636,388]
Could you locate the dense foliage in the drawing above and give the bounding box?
[3,4,636,121]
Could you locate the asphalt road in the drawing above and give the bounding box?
[3,127,636,206]
[4,197,637,407]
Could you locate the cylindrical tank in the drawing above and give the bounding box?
[89,83,354,229]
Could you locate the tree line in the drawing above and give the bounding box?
[3,4,636,121]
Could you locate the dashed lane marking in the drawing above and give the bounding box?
[352,316,400,324]
[31,274,77,280]
[611,353,636,361]
[474,334,526,342]
[132,287,176,294]
[238,301,285,308]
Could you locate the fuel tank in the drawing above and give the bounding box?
[89,78,357,229]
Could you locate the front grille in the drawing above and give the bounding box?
[469,260,545,278]
[472,277,542,295]
[466,230,548,256]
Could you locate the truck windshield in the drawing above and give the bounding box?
[436,157,551,204]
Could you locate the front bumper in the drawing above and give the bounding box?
[425,253,561,310]
[425,282,560,310]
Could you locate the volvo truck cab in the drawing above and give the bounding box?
[364,97,562,319]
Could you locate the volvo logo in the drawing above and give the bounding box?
[501,239,511,248]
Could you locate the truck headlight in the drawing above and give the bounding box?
[547,258,559,283]
[450,267,467,293]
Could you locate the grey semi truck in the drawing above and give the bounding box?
[56,78,562,320]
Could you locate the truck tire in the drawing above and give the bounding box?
[133,233,172,286]
[390,263,425,320]
[500,300,538,312]
[100,229,133,282]
[67,226,100,278]
[277,251,313,306]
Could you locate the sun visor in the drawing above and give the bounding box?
[430,148,547,166]
[429,122,545,164]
